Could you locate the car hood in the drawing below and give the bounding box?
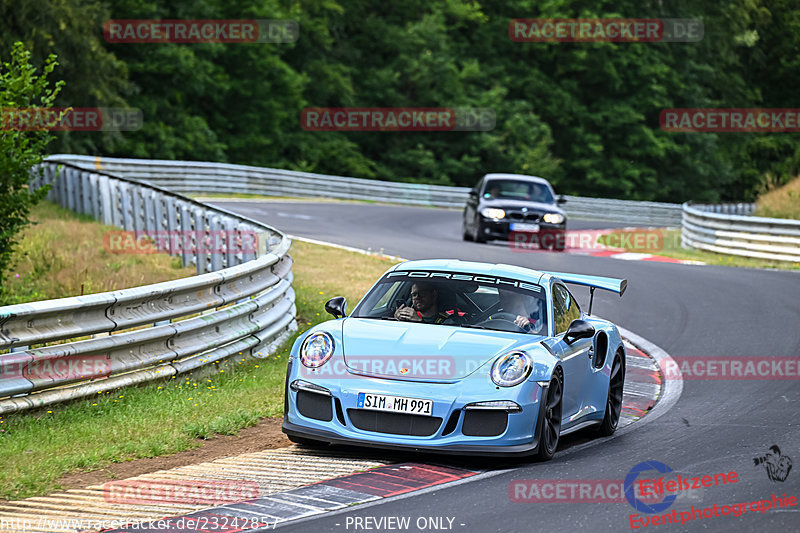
[340,318,542,381]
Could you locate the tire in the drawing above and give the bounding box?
[537,371,562,460]
[473,219,486,243]
[462,217,473,241]
[597,350,625,436]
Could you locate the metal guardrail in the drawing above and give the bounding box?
[682,203,800,263]
[46,155,685,227]
[0,162,297,414]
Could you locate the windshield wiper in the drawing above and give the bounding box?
[458,323,487,330]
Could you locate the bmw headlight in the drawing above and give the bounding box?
[542,213,565,224]
[491,351,533,387]
[300,332,334,368]
[481,208,506,220]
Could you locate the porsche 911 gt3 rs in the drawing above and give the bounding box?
[282,259,626,459]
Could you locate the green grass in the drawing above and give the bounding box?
[606,229,800,271]
[0,239,398,500]
[755,175,800,220]
[1,201,193,306]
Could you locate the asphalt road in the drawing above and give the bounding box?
[214,200,800,533]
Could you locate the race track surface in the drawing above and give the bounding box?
[213,200,800,533]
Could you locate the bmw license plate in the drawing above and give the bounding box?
[357,392,433,416]
[510,222,540,232]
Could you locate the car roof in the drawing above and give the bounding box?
[483,173,553,186]
[387,259,549,286]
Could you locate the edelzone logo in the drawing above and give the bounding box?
[625,461,677,514]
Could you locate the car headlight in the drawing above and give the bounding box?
[300,332,334,368]
[481,208,506,219]
[491,351,533,387]
[542,213,565,224]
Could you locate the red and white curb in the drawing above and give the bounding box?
[585,250,705,265]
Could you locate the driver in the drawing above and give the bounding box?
[395,282,463,324]
[495,289,542,333]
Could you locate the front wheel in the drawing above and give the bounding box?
[597,350,625,436]
[462,217,473,241]
[473,219,486,243]
[537,372,562,460]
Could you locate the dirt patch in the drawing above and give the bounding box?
[54,417,290,492]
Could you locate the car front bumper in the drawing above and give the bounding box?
[478,218,566,243]
[282,374,548,457]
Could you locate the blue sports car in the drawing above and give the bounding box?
[282,259,627,459]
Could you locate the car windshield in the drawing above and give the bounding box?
[483,179,554,204]
[352,271,548,335]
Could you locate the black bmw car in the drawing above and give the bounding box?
[462,173,567,250]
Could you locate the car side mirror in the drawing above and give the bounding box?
[564,319,594,345]
[468,190,477,198]
[557,195,567,205]
[325,296,347,318]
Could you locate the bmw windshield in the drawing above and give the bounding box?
[483,179,555,204]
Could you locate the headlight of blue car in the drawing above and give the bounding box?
[491,351,533,387]
[300,332,334,368]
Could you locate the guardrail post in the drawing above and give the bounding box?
[179,203,193,268]
[64,167,74,211]
[210,215,222,272]
[80,171,91,215]
[110,180,123,228]
[88,173,100,219]
[43,164,55,202]
[165,196,178,256]
[241,223,256,263]
[144,190,156,234]
[194,208,209,274]
[99,175,113,225]
[132,187,144,233]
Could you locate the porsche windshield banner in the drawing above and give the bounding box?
[385,270,543,293]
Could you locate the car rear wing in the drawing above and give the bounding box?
[542,271,627,315]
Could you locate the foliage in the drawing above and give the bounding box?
[1,0,798,202]
[0,41,63,289]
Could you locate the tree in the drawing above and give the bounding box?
[0,41,64,289]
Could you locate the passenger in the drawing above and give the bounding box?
[498,289,542,333]
[485,183,501,199]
